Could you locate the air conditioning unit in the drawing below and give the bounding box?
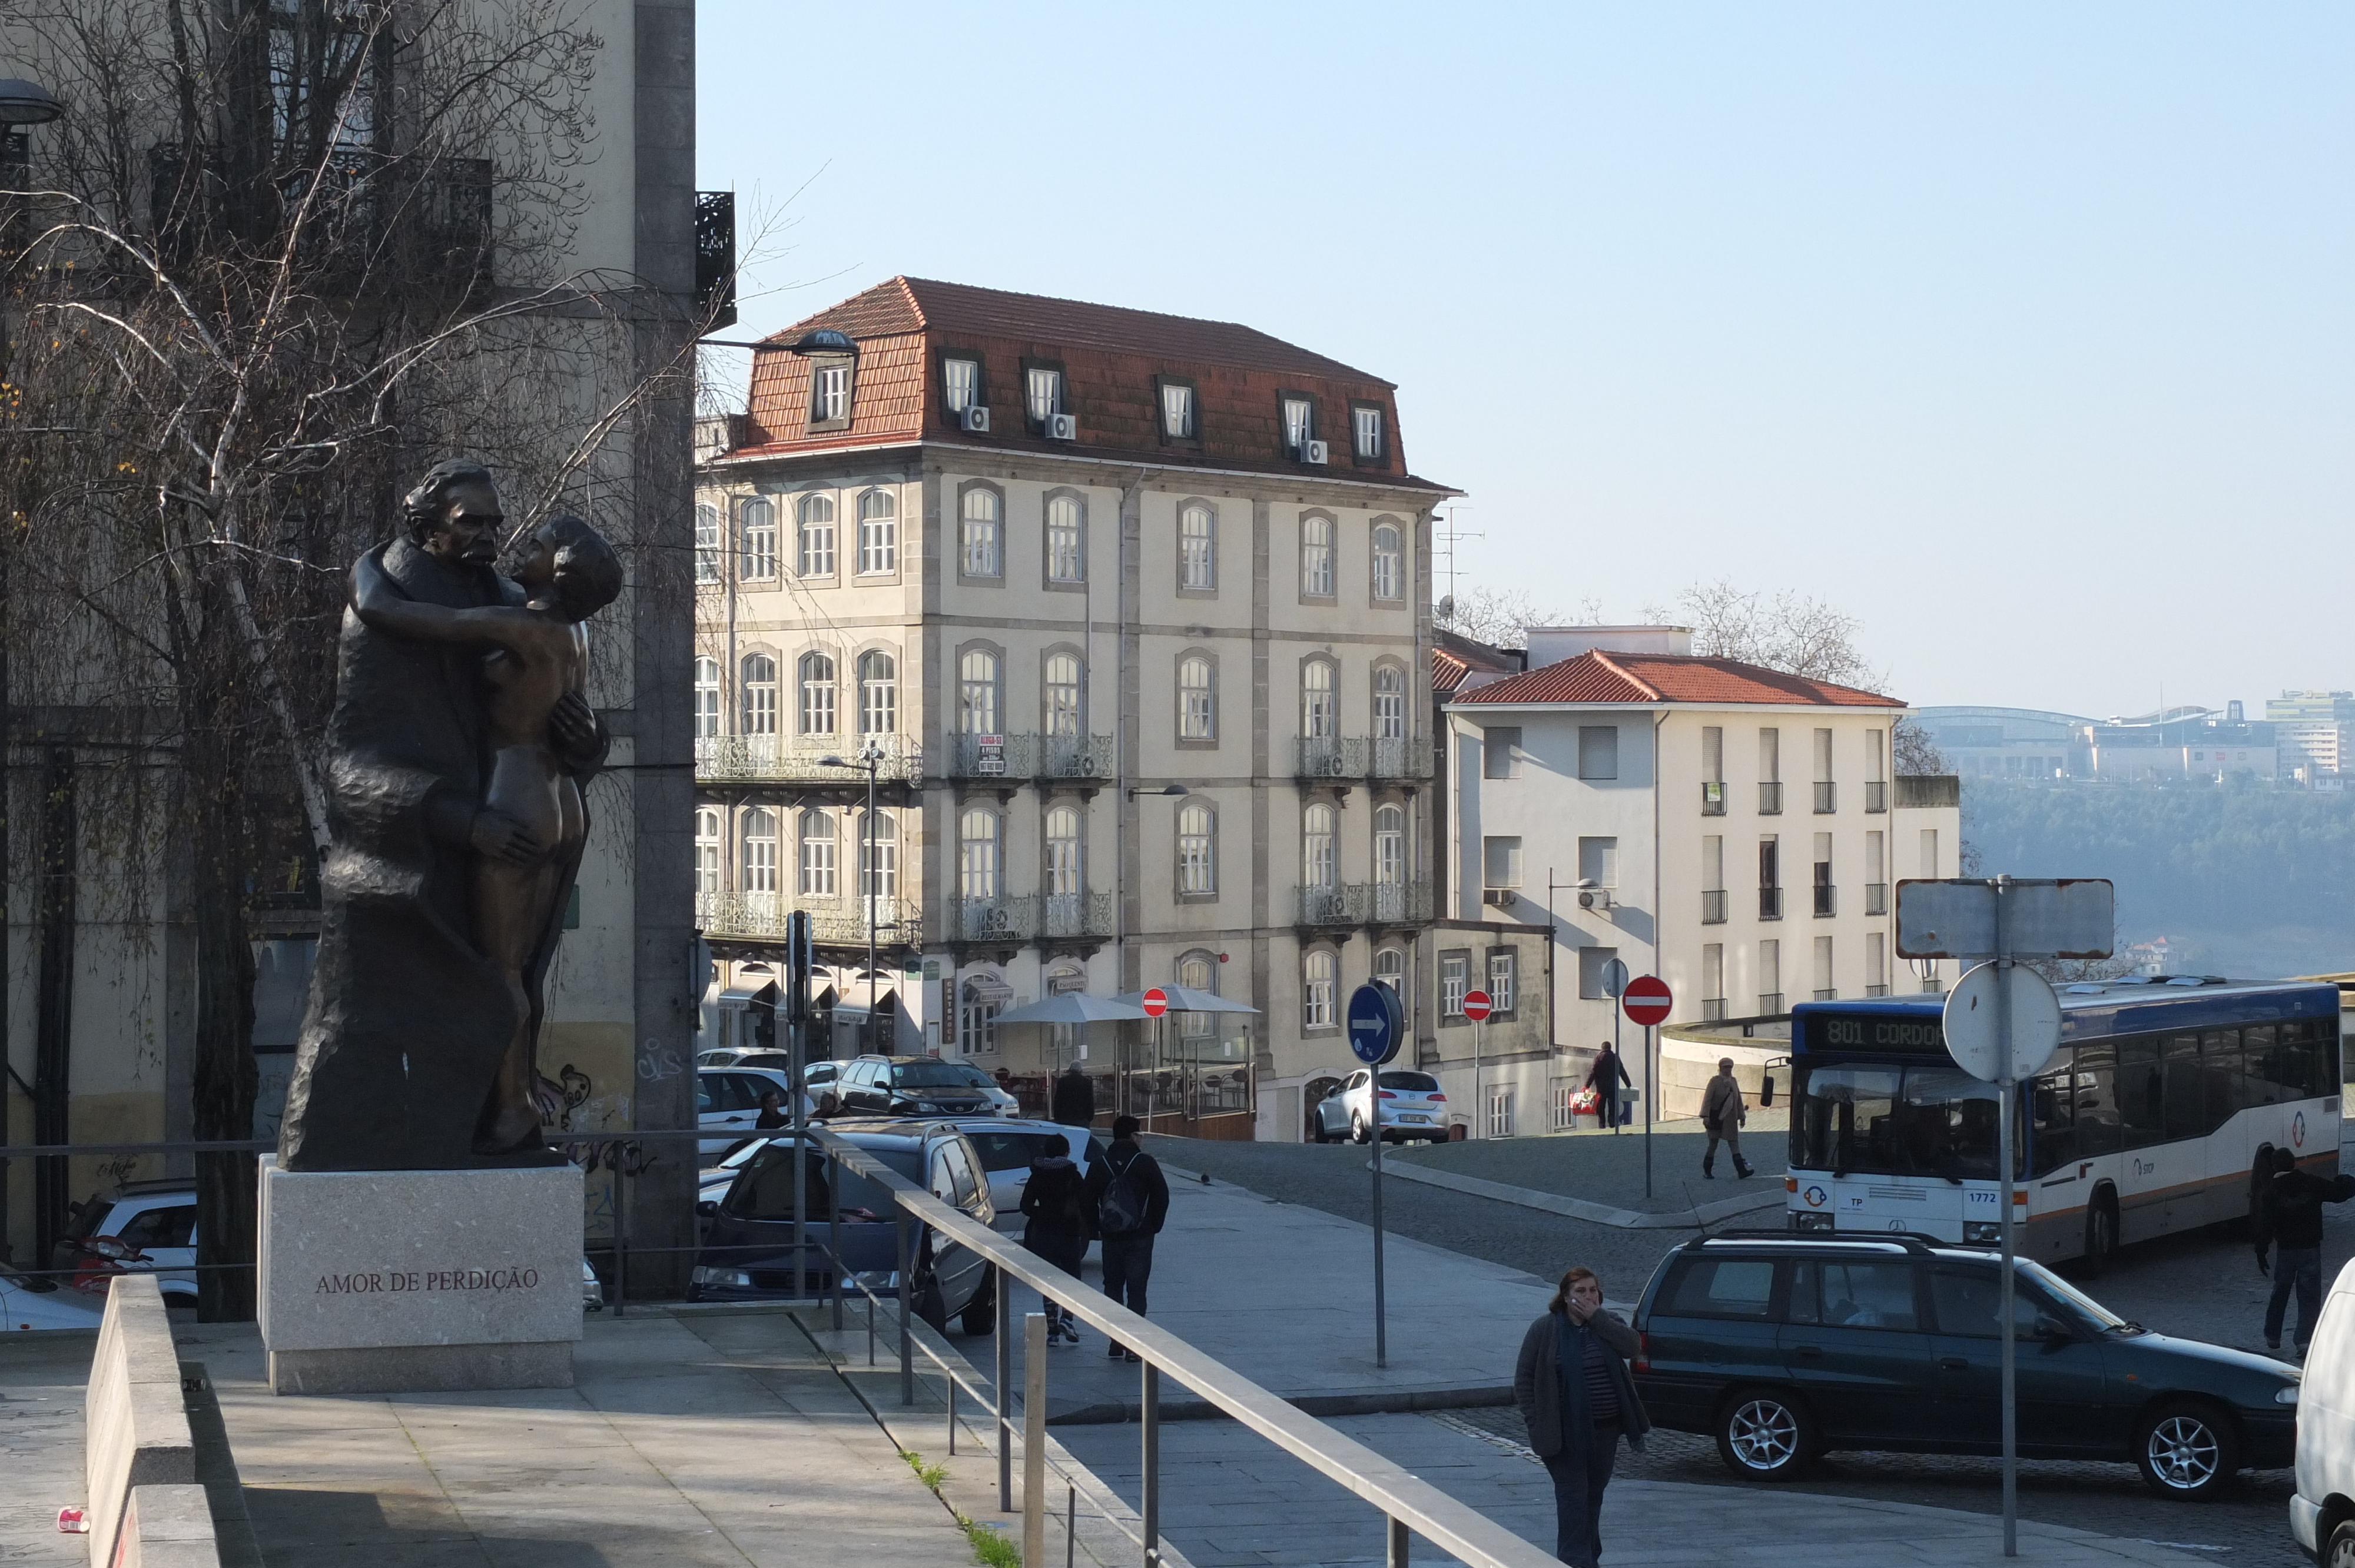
[1301,439,1328,465]
[1046,413,1078,441]
[1578,889,1616,911]
[1482,889,1517,909]
[960,405,990,433]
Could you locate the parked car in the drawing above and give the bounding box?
[698,1047,795,1072]
[1633,1231,2300,1499]
[1308,1069,1449,1144]
[54,1181,198,1310]
[834,1055,1003,1119]
[582,1257,606,1313]
[690,1123,997,1333]
[2292,1256,2355,1557]
[2,1257,105,1332]
[931,1117,1109,1234]
[697,1067,814,1157]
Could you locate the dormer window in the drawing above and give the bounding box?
[1158,377,1198,441]
[943,355,980,417]
[1282,394,1315,457]
[1024,365,1065,426]
[1351,401,1386,463]
[809,358,854,430]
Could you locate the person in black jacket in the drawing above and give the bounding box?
[1083,1115,1169,1361]
[1019,1133,1093,1347]
[1051,1062,1095,1129]
[2254,1144,2355,1353]
[1587,1043,1631,1132]
[1513,1265,1648,1568]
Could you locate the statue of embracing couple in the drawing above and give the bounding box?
[278,460,622,1172]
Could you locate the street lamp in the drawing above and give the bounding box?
[820,743,886,1050]
[0,79,62,126]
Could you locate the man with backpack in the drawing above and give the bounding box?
[1084,1115,1170,1361]
[1019,1132,1093,1347]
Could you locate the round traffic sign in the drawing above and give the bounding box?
[1461,989,1493,1023]
[1601,958,1630,999]
[1139,987,1168,1019]
[1942,962,2061,1083]
[1346,982,1404,1065]
[1621,975,1672,1027]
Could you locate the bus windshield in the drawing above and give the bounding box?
[1792,1061,2011,1181]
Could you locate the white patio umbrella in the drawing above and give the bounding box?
[1110,985,1259,1015]
[990,992,1153,1026]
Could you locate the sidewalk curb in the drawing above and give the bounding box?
[1369,1158,1787,1228]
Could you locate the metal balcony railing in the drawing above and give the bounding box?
[1759,781,1783,815]
[1701,889,1727,925]
[695,733,921,785]
[1865,780,1888,813]
[1296,883,1369,926]
[1813,882,1836,918]
[1702,997,1729,1021]
[694,891,915,948]
[956,895,1030,942]
[1040,892,1116,940]
[1296,736,1366,781]
[1371,735,1436,780]
[1701,781,1726,816]
[1865,984,1890,997]
[1814,988,1837,1002]
[1371,879,1434,924]
[1757,991,1786,1014]
[1759,887,1783,919]
[1813,782,1836,813]
[946,733,1116,782]
[1865,882,1889,916]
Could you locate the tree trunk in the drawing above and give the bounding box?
[31,747,74,1268]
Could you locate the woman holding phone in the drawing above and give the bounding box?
[1512,1265,1649,1567]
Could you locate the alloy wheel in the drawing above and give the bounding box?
[1727,1398,1799,1471]
[2327,1523,2355,1568]
[2145,1414,2221,1491]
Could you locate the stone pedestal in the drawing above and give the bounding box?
[258,1158,583,1396]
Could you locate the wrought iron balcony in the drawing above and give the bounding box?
[1865,781,1888,813]
[1759,887,1783,919]
[1294,881,1432,927]
[1813,882,1836,918]
[1813,782,1837,814]
[1295,736,1366,782]
[1759,781,1783,815]
[1371,879,1434,924]
[694,733,921,786]
[945,733,1116,782]
[1370,736,1435,780]
[1701,781,1726,816]
[1701,889,1727,925]
[953,892,1110,943]
[1865,984,1890,997]
[1041,892,1117,940]
[1814,988,1837,1002]
[694,891,916,948]
[1702,997,1729,1022]
[1865,882,1889,916]
[1757,991,1786,1014]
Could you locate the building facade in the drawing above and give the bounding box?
[694,278,1454,1139]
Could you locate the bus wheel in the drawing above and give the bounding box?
[2084,1190,2120,1275]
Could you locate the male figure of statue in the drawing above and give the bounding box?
[278,461,609,1172]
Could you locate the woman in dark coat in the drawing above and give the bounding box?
[1018,1132,1093,1345]
[1513,1265,1649,1568]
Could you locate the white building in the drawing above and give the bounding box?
[1437,627,1962,1131]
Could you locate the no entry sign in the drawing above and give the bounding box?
[1461,989,1493,1023]
[1139,987,1168,1018]
[1621,975,1672,1027]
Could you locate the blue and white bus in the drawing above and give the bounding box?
[1784,977,2343,1267]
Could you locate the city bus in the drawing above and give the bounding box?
[1783,976,2343,1267]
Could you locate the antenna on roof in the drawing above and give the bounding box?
[1436,505,1481,617]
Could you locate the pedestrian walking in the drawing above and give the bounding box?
[1700,1058,1752,1180]
[1513,1265,1649,1568]
[1052,1061,1096,1129]
[1587,1043,1631,1132]
[1019,1132,1093,1346]
[2255,1144,2355,1354]
[1084,1115,1169,1362]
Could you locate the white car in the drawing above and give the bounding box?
[698,1067,815,1157]
[2294,1257,2355,1559]
[55,1181,198,1309]
[1309,1069,1450,1145]
[1,1257,104,1331]
[934,1118,1107,1234]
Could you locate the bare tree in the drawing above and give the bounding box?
[1642,579,1883,690]
[2,0,708,1315]
[1892,715,1951,776]
[1433,584,1563,650]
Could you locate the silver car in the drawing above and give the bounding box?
[1309,1068,1451,1144]
[935,1118,1106,1234]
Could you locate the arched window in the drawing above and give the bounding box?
[860,810,896,899]
[1300,514,1334,597]
[1044,652,1083,737]
[959,649,999,735]
[1046,494,1083,583]
[857,489,897,574]
[960,973,1007,1055]
[741,807,779,893]
[1302,949,1336,1029]
[797,494,835,577]
[1301,660,1336,740]
[797,809,835,896]
[858,650,897,735]
[1374,665,1407,742]
[1302,802,1337,890]
[1371,521,1402,601]
[738,497,777,579]
[694,808,721,893]
[1374,946,1406,1002]
[695,504,721,583]
[1176,949,1216,1041]
[1179,503,1216,590]
[1178,656,1215,740]
[694,657,721,740]
[960,808,1001,899]
[1044,805,1082,896]
[961,487,1001,577]
[1374,804,1405,886]
[798,651,837,735]
[739,653,778,736]
[1176,803,1215,895]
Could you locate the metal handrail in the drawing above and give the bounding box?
[810,1128,1554,1568]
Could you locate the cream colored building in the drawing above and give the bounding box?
[1432,627,1962,1137]
[694,278,1456,1138]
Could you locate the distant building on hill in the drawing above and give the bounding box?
[2266,692,2355,781]
[1912,706,2093,779]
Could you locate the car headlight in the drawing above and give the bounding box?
[1792,1212,1835,1232]
[843,1270,900,1295]
[2277,1386,2301,1406]
[690,1266,752,1288]
[1963,1222,2003,1244]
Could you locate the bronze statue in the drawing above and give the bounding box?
[277,461,615,1171]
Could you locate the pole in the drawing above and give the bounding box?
[1645,1021,1656,1199]
[864,751,878,1054]
[1371,1062,1387,1369]
[896,1212,913,1407]
[1142,1361,1162,1566]
[1471,1013,1482,1140]
[996,1267,1013,1512]
[1023,1312,1048,1568]
[1995,877,2018,1557]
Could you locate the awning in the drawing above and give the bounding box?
[718,980,835,1012]
[993,993,1153,1026]
[1113,985,1260,1015]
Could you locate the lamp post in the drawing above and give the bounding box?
[820,742,885,1050]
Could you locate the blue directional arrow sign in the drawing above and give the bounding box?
[1346,981,1404,1066]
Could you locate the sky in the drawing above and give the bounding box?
[695,2,2351,720]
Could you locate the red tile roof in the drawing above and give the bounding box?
[1449,650,1900,709]
[1431,628,1525,696]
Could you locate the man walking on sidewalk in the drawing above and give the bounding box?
[2255,1144,2355,1354]
[1587,1042,1631,1132]
[1701,1058,1753,1180]
[1052,1061,1094,1130]
[1085,1115,1169,1362]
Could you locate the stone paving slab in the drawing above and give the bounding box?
[1367,1158,1786,1228]
[0,1330,97,1567]
[1386,1115,1791,1215]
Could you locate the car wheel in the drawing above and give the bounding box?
[959,1268,996,1337]
[2326,1520,2355,1568]
[1350,1114,1370,1145]
[2134,1400,2240,1500]
[2083,1190,2120,1276]
[1308,1112,1329,1144]
[1714,1388,1815,1480]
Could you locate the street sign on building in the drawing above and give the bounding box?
[1460,989,1492,1024]
[977,735,1006,776]
[1621,975,1672,1027]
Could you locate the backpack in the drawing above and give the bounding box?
[1097,1150,1146,1236]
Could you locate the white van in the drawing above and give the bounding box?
[2293,1258,2355,1560]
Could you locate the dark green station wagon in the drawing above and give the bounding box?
[1631,1233,2300,1499]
